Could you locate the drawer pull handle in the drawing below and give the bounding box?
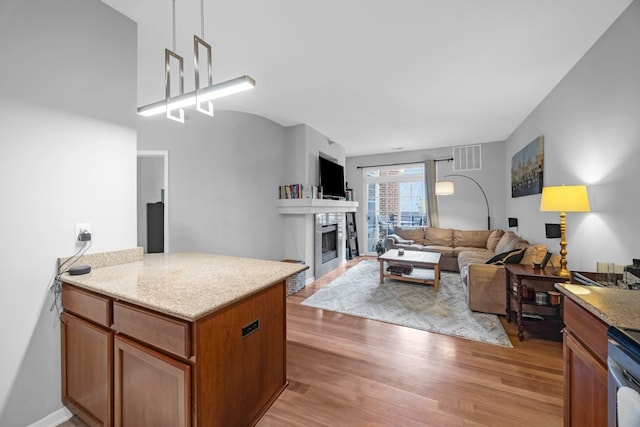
[242,319,260,338]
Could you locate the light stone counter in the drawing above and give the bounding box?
[61,252,308,321]
[555,283,640,329]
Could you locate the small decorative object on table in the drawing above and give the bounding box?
[398,248,404,256]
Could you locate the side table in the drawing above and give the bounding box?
[505,264,567,341]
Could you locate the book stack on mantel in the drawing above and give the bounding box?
[279,184,319,199]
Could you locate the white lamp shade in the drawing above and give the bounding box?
[435,181,455,196]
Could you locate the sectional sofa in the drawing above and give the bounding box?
[384,227,555,315]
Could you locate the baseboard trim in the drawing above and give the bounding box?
[27,406,73,427]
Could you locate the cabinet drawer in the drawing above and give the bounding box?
[112,301,192,359]
[564,298,608,364]
[62,284,112,327]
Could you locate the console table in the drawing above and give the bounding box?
[505,264,566,341]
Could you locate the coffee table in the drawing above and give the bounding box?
[378,250,442,292]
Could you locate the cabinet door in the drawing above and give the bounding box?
[61,312,113,427]
[114,335,191,427]
[563,330,608,427]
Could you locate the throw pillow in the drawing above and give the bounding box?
[486,229,505,252]
[520,244,548,265]
[494,231,524,254]
[394,227,425,245]
[485,248,526,265]
[388,234,415,245]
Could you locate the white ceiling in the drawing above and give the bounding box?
[102,0,632,156]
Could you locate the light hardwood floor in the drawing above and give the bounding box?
[60,256,563,427]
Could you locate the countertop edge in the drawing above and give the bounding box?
[59,252,309,322]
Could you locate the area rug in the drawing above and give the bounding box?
[302,260,513,347]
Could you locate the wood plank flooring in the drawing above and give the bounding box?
[256,257,563,427]
[60,256,563,427]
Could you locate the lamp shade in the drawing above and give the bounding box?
[435,181,455,196]
[539,185,590,212]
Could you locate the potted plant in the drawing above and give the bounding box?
[375,240,385,256]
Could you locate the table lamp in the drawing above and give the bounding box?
[539,185,590,277]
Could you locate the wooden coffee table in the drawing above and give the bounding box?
[378,250,442,291]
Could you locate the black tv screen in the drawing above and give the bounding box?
[319,157,345,199]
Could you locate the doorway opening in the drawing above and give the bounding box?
[137,150,170,253]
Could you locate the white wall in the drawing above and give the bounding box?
[137,110,288,260]
[0,0,137,425]
[505,0,640,271]
[281,124,348,281]
[346,142,506,253]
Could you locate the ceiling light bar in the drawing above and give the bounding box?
[137,75,255,117]
[138,0,255,122]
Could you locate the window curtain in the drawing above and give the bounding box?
[424,160,439,228]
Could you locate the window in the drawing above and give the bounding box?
[364,164,427,254]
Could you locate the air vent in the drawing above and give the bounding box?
[452,145,481,171]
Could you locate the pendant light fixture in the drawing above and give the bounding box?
[137,0,256,122]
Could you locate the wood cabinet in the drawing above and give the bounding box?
[562,298,608,427]
[61,280,286,426]
[114,335,190,427]
[61,312,113,427]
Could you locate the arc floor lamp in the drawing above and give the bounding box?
[436,174,491,230]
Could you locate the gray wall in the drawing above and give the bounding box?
[137,111,288,260]
[0,0,137,425]
[346,141,506,253]
[505,0,640,271]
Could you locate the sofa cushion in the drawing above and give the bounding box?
[422,245,455,257]
[457,251,495,283]
[424,227,453,246]
[486,229,505,252]
[494,231,528,254]
[485,248,526,265]
[453,247,493,257]
[453,229,493,248]
[394,227,425,245]
[520,244,548,265]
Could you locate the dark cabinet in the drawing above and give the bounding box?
[147,202,164,253]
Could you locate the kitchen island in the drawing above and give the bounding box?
[59,252,307,427]
[555,283,640,427]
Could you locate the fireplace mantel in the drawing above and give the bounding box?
[277,199,358,215]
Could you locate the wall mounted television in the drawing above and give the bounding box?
[319,156,345,199]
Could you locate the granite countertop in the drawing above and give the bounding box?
[61,252,308,321]
[555,283,640,329]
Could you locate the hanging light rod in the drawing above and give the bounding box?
[137,75,256,117]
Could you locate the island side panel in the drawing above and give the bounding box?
[193,281,287,426]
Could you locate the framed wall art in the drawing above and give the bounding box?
[511,135,544,198]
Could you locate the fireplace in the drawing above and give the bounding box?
[321,224,338,263]
[315,213,344,279]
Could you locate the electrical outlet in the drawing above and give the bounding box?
[75,223,91,241]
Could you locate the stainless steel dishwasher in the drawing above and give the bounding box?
[608,326,640,427]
